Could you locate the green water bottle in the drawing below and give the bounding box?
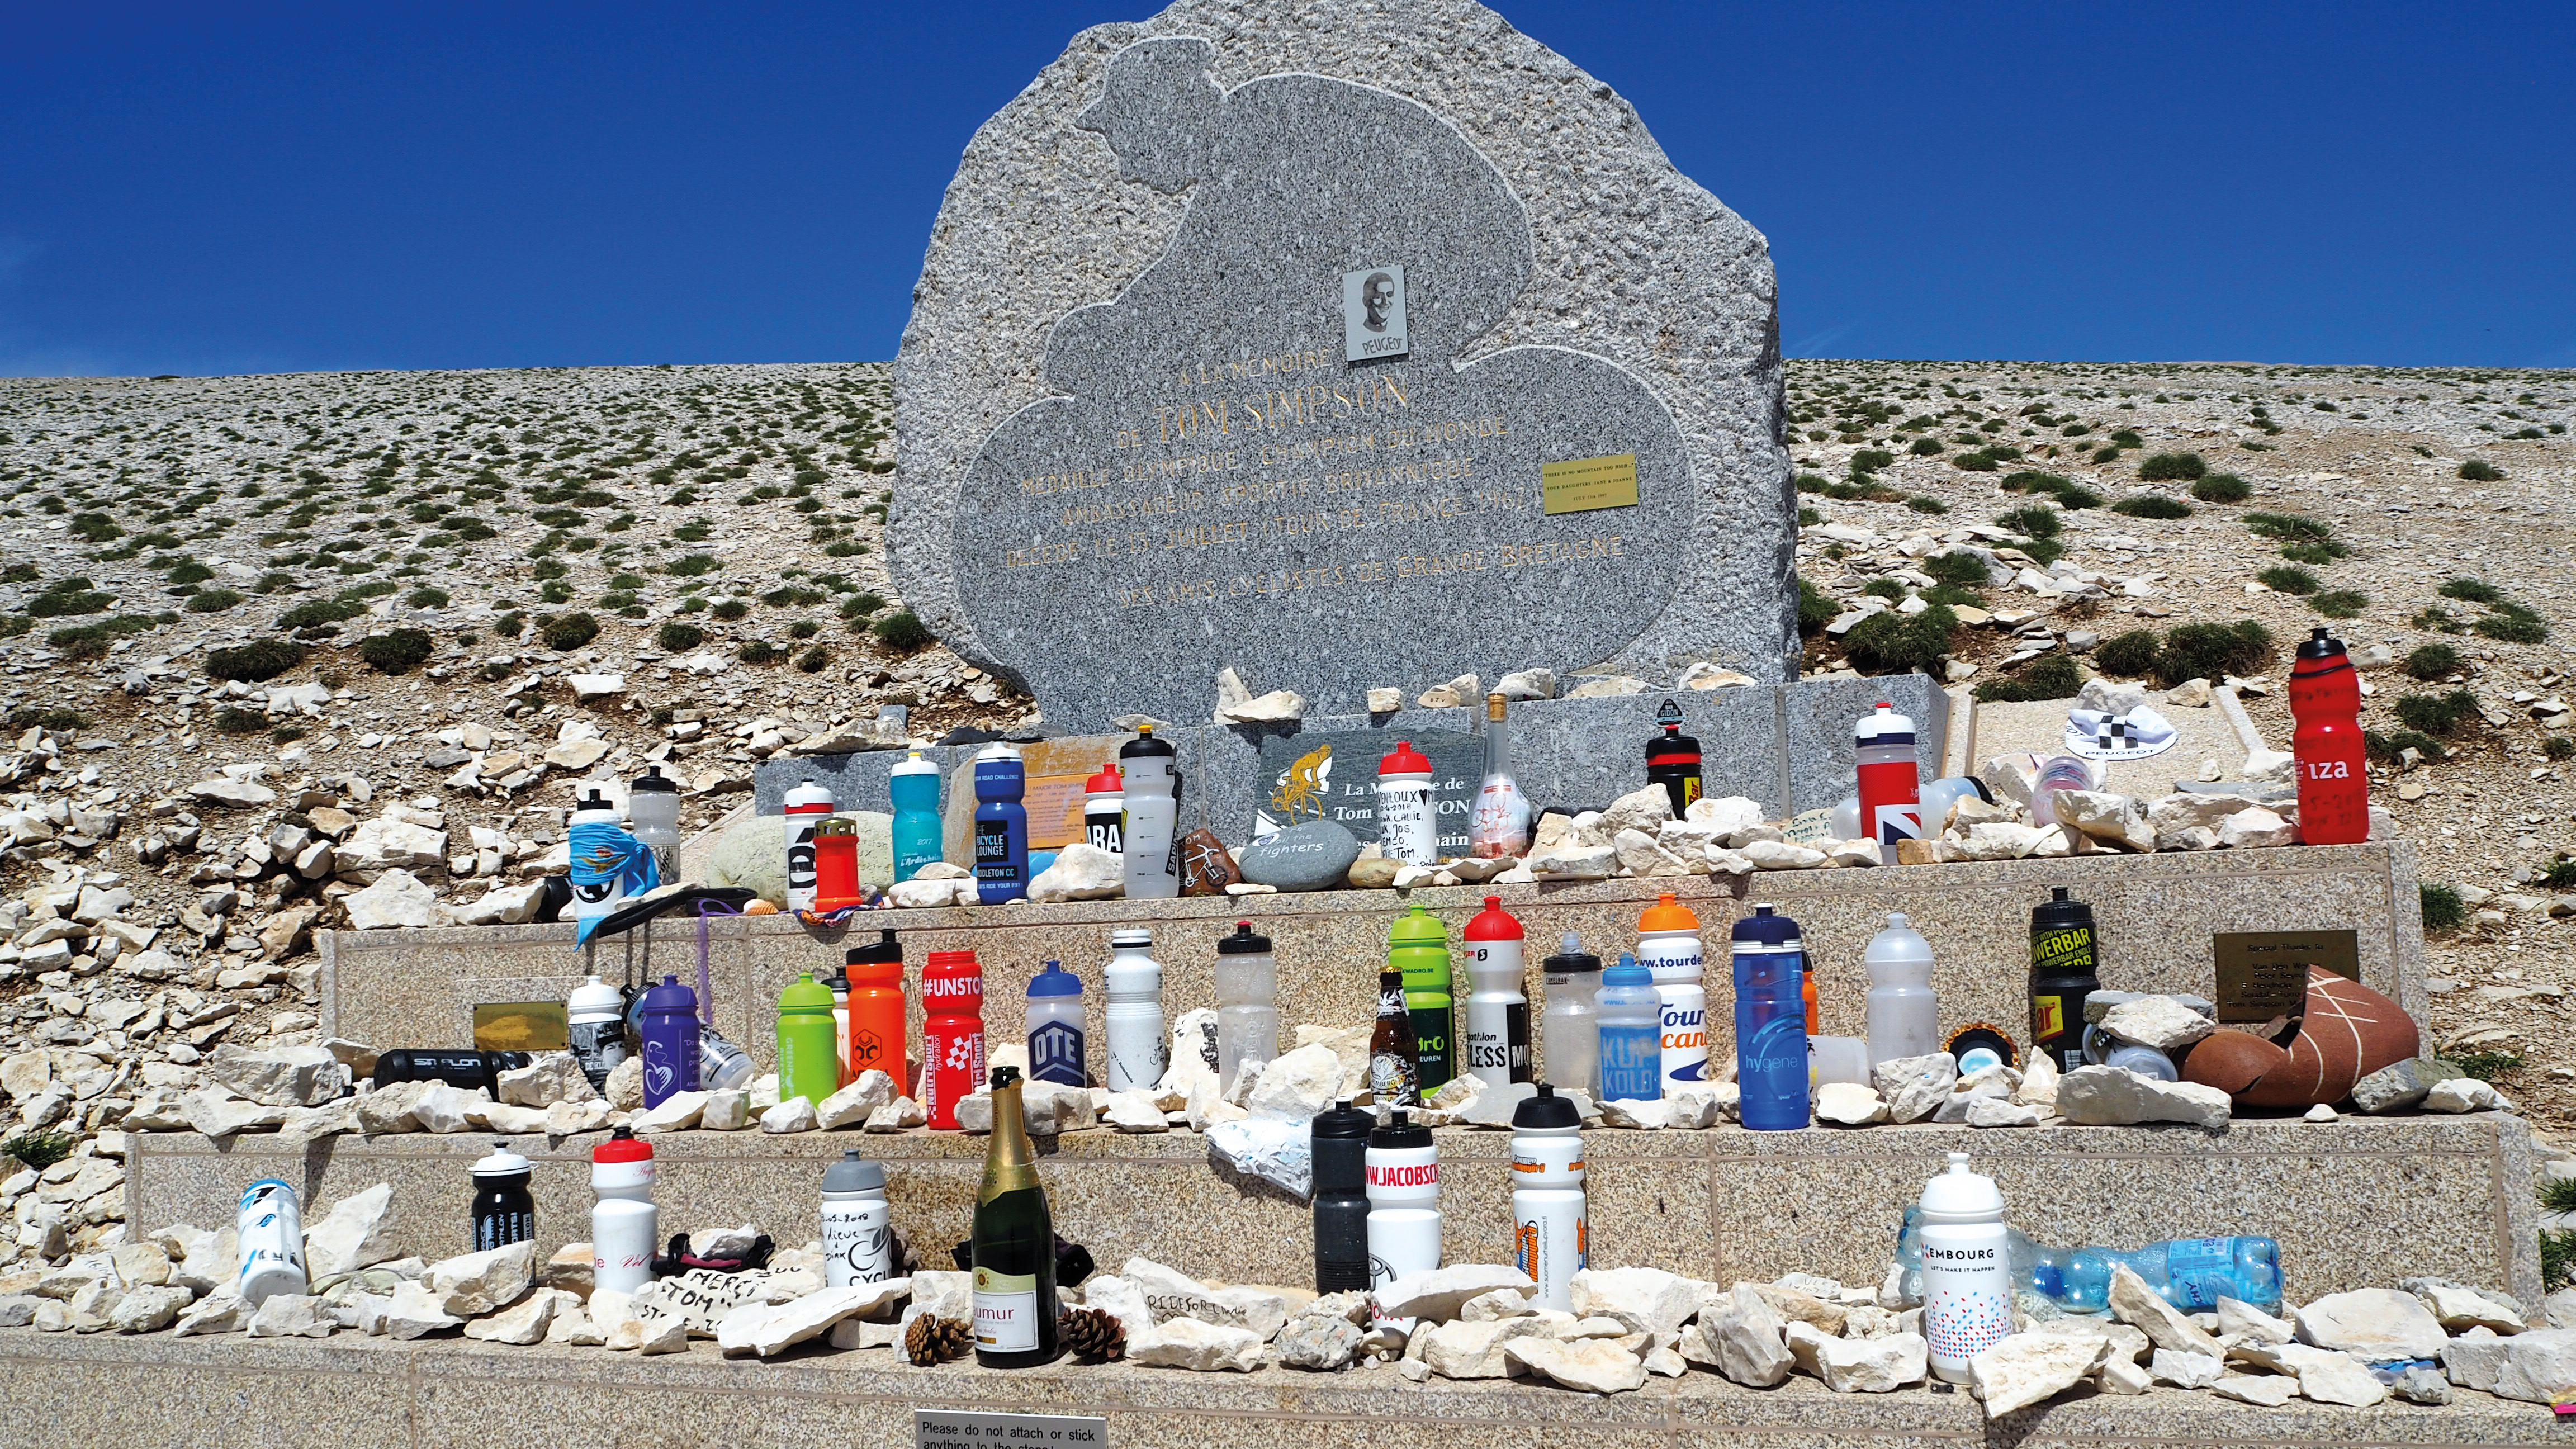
[1389,904,1455,1094]
[777,970,842,1109]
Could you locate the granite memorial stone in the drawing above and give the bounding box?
[1252,730,1481,854]
[894,4,1789,733]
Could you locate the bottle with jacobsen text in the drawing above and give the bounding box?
[970,1067,1060,1367]
[1365,1110,1441,1325]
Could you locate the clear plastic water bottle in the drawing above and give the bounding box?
[1025,959,1087,1087]
[1732,903,1810,1130]
[1864,913,1939,1066]
[1214,922,1278,1092]
[627,765,683,882]
[1593,953,1661,1102]
[1538,933,1601,1093]
[1119,725,1181,899]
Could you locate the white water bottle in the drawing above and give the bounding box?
[783,778,835,913]
[821,1149,896,1287]
[1509,1084,1586,1311]
[569,789,624,935]
[1865,913,1940,1066]
[1118,726,1180,900]
[1461,896,1528,1089]
[590,1126,657,1296]
[566,973,627,1092]
[1635,893,1708,1093]
[1102,928,1167,1093]
[1363,1111,1441,1327]
[234,1178,307,1306]
[1374,740,1438,865]
[1919,1150,2014,1384]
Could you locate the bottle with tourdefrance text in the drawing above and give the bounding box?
[971,1066,1060,1367]
[1636,892,1707,1093]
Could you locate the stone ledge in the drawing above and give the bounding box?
[127,1111,2540,1305]
[1,1330,2567,1449]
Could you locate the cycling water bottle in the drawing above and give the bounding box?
[920,949,987,1129]
[1919,1152,2014,1384]
[637,974,701,1109]
[888,750,945,883]
[1635,892,1707,1093]
[782,778,835,914]
[1311,1100,1374,1294]
[1102,929,1166,1094]
[971,744,1029,905]
[845,931,909,1093]
[821,1149,896,1287]
[1865,913,1940,1066]
[1593,954,1662,1102]
[1375,740,1439,866]
[1732,904,1811,1130]
[1025,959,1087,1087]
[1119,725,1181,899]
[776,970,841,1109]
[1854,703,1923,853]
[591,1126,657,1295]
[1538,934,1601,1093]
[1461,896,1529,1088]
[2289,626,2367,845]
[1388,903,1455,1093]
[1510,1083,1586,1310]
[1364,1110,1440,1324]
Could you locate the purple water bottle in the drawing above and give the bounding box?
[639,974,702,1108]
[1731,903,1810,1131]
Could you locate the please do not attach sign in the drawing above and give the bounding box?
[916,1410,1109,1447]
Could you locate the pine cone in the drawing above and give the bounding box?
[906,1313,972,1366]
[1058,1305,1125,1362]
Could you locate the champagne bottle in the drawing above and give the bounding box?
[970,1066,1060,1367]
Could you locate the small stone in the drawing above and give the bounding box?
[2399,1276,2525,1333]
[2151,1348,2223,1388]
[246,1293,335,1339]
[634,1090,709,1132]
[2209,1372,2299,1407]
[303,1182,400,1278]
[1274,1307,1368,1370]
[2097,996,2217,1052]
[1494,668,1557,700]
[1026,841,1126,903]
[1815,1082,1887,1126]
[759,1096,820,1133]
[1686,1282,1792,1386]
[2098,1353,2151,1395]
[1238,820,1362,893]
[1786,1320,1926,1393]
[2216,806,2295,849]
[2302,1102,2338,1123]
[1504,1334,1649,1393]
[2349,1057,2455,1114]
[463,1286,573,1344]
[717,1281,911,1357]
[1872,1053,1958,1125]
[2214,1297,2294,1344]
[1366,687,1404,714]
[701,1089,751,1130]
[1970,1331,2107,1417]
[2423,1077,2509,1112]
[1742,839,1829,870]
[2392,1364,2451,1404]
[106,1283,192,1333]
[863,1096,926,1132]
[1418,1315,1552,1378]
[2055,1066,2229,1128]
[1569,1266,1698,1336]
[2108,1265,2222,1357]
[1129,1315,1266,1371]
[173,1291,249,1336]
[1966,1097,2040,1128]
[1375,1264,1544,1325]
[422,1240,536,1317]
[2293,1288,2446,1363]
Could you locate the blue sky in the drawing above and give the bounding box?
[3,2,2570,377]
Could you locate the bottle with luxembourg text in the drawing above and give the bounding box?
[970,1066,1060,1367]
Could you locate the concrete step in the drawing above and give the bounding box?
[126,1112,2546,1306]
[3,1330,2568,1449]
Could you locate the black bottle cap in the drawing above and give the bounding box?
[1311,1098,1374,1140]
[846,929,902,965]
[629,766,679,793]
[991,1065,1021,1090]
[1217,921,1272,954]
[2033,887,2094,932]
[1369,1109,1433,1149]
[1119,725,1177,760]
[1540,934,1601,976]
[1512,1082,1581,1130]
[2297,626,2346,661]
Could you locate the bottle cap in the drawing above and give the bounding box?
[567,973,623,1011]
[1486,692,1508,721]
[1639,891,1699,933]
[576,787,612,812]
[1945,1023,2019,1072]
[1216,921,1272,955]
[816,816,856,836]
[846,929,902,965]
[592,1124,652,1164]
[1512,1081,1581,1130]
[1379,740,1433,778]
[1388,903,1447,949]
[1541,932,1602,976]
[1368,1109,1433,1149]
[1731,902,1803,948]
[1601,953,1650,987]
[1119,724,1177,760]
[641,974,697,1013]
[825,965,849,993]
[1917,1150,2005,1220]
[974,741,1022,764]
[1086,763,1124,794]
[2296,626,2347,661]
[785,778,834,810]
[779,971,834,1011]
[1464,896,1523,943]
[891,749,940,778]
[2031,887,2094,934]
[1109,927,1153,949]
[1854,702,1915,745]
[471,1140,531,1177]
[629,765,678,793]
[1310,1098,1374,1140]
[822,1148,886,1194]
[1027,959,1082,997]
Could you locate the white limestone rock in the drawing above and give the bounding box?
[759,1096,820,1134]
[1871,1053,1958,1125]
[1375,1264,1543,1325]
[1504,1334,1648,1393]
[815,1071,898,1130]
[2209,1372,2300,1407]
[2400,1276,2526,1333]
[422,1240,536,1317]
[634,1090,710,1132]
[1418,1315,1554,1379]
[2293,1287,2446,1363]
[2151,1348,2224,1388]
[2214,1296,2294,1344]
[2109,1265,2223,1357]
[1786,1320,1926,1393]
[463,1286,575,1345]
[1129,1315,1266,1371]
[1569,1266,1698,1336]
[1027,842,1126,903]
[246,1293,336,1339]
[717,1281,912,1357]
[2054,1066,2229,1128]
[1814,1082,1887,1126]
[1971,1331,2109,1417]
[2097,996,2217,1052]
[303,1182,399,1278]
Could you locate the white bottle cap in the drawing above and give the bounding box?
[472,1140,532,1178]
[1916,1150,2004,1223]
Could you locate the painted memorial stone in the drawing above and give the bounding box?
[894,4,1790,733]
[1237,820,1362,893]
[1252,731,1480,856]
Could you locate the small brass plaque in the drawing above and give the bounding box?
[2212,930,2359,1024]
[1541,453,1639,515]
[473,1001,569,1051]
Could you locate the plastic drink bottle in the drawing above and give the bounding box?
[638,974,702,1108]
[1461,896,1530,1088]
[2028,888,2100,1075]
[471,1140,536,1252]
[1538,934,1602,1093]
[627,765,683,883]
[1364,1110,1441,1324]
[777,970,841,1108]
[812,817,862,913]
[826,965,852,1089]
[1864,913,1939,1066]
[1375,740,1438,865]
[1635,892,1707,1093]
[1510,1083,1586,1310]
[1646,699,1703,816]
[1854,702,1923,853]
[234,1178,307,1306]
[2048,1236,2283,1314]
[1917,776,1989,837]
[921,949,987,1129]
[2028,755,2097,828]
[1388,903,1454,1093]
[1213,922,1279,1092]
[1367,969,1420,1106]
[1118,725,1181,899]
[821,1149,896,1287]
[1025,959,1087,1087]
[1918,1152,2014,1384]
[2290,626,2369,844]
[1310,1099,1375,1293]
[1469,694,1532,857]
[565,973,627,1092]
[889,750,945,883]
[569,788,626,936]
[590,1125,657,1295]
[783,778,835,914]
[1102,929,1166,1093]
[1732,904,1811,1130]
[845,931,908,1092]
[1082,763,1125,857]
[1594,954,1661,1101]
[971,744,1029,905]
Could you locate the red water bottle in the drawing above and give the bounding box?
[2289,627,2368,845]
[1854,703,1923,854]
[920,949,987,1129]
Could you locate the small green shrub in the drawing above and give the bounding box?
[540,612,601,651]
[2000,471,2070,495]
[405,586,450,609]
[655,622,705,652]
[1849,449,1895,474]
[2537,856,2576,891]
[2545,736,2574,762]
[2418,883,2465,932]
[2403,643,2461,680]
[2458,460,2504,482]
[2392,689,2480,736]
[1795,473,1829,494]
[1950,451,2000,473]
[2438,578,2505,605]
[738,640,785,665]
[1998,505,2061,538]
[2053,485,2103,509]
[710,598,749,621]
[2449,1050,2523,1083]
[25,580,112,618]
[494,610,525,638]
[1840,605,1959,676]
[2245,512,2348,558]
[2365,728,2446,763]
[2138,452,2206,481]
[2013,535,2066,567]
[1924,551,1990,586]
[3,707,88,731]
[2310,590,2367,619]
[2190,473,2252,504]
[214,705,268,735]
[1905,496,1948,514]
[1908,438,1943,456]
[1,1130,75,1171]
[2411,606,2468,634]
[184,588,244,613]
[872,610,934,652]
[206,638,306,683]
[1973,655,2085,703]
[1920,584,1982,607]
[2257,565,2321,595]
[669,553,719,576]
[795,645,830,673]
[2095,630,2163,678]
[1796,576,1836,636]
[1861,578,1905,601]
[357,628,434,674]
[165,561,215,585]
[2475,603,2550,645]
[276,596,368,631]
[2111,494,2192,519]
[2158,621,2270,686]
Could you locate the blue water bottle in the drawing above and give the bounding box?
[971,742,1029,905]
[889,749,944,883]
[1732,903,1810,1130]
[1594,954,1663,1102]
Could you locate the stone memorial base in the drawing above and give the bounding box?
[3,1330,2568,1449]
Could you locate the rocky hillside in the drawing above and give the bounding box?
[0,356,2566,1259]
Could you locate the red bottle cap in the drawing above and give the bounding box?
[1086,763,1124,794]
[592,1125,652,1163]
[1379,740,1433,777]
[1464,894,1523,942]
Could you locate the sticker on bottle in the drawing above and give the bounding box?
[971,1265,1039,1351]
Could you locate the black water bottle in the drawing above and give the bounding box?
[2028,887,2101,1074]
[470,1140,536,1252]
[1311,1099,1375,1293]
